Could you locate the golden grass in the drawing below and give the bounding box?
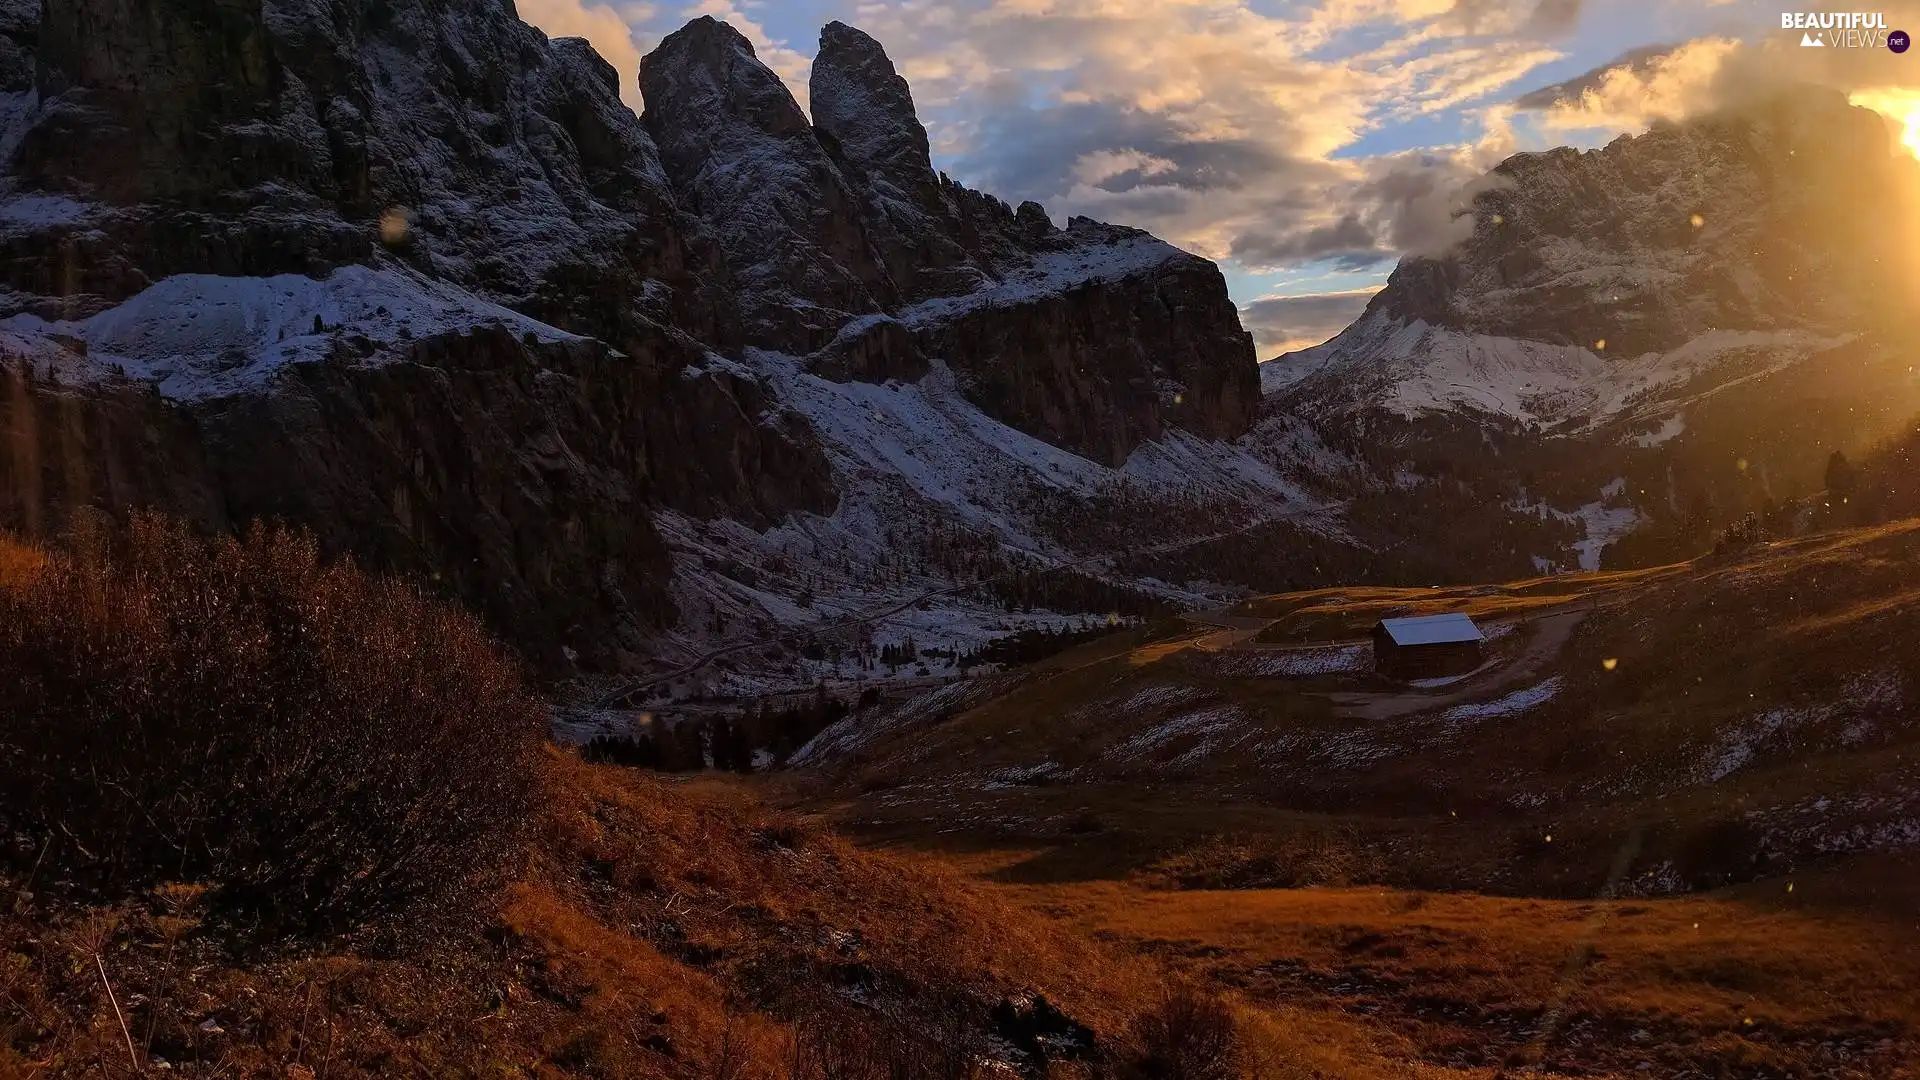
[1237,563,1686,645]
[0,752,1210,1079]
[0,533,42,587]
[925,851,1920,1079]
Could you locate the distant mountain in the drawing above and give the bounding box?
[0,0,1299,685]
[1256,89,1920,572]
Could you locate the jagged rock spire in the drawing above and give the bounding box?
[639,16,891,348]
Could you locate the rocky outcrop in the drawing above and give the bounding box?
[1257,90,1920,578]
[12,0,704,322]
[640,16,890,350]
[908,221,1258,465]
[810,21,997,302]
[0,0,836,667]
[806,315,928,383]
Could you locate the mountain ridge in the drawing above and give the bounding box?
[1250,88,1920,574]
[0,0,1277,680]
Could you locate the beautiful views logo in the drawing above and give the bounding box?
[1781,11,1899,48]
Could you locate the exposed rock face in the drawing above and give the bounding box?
[910,221,1259,464]
[0,2,1262,667]
[810,20,995,301]
[1368,89,1911,356]
[0,0,836,665]
[640,16,891,349]
[13,0,706,323]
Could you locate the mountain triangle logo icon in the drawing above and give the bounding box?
[1801,31,1826,45]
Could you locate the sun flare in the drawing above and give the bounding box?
[1850,90,1920,158]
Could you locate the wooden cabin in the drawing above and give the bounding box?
[1371,613,1484,679]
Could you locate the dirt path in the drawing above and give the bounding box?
[1323,609,1586,721]
[1176,609,1275,652]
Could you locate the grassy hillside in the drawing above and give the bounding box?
[782,521,1920,1077]
[0,522,1346,1080]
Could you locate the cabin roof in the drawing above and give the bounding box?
[1374,612,1484,646]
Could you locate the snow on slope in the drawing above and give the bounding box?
[0,265,579,401]
[895,232,1182,326]
[751,348,1321,546]
[1275,310,1846,429]
[631,347,1343,695]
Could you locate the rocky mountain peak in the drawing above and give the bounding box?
[641,16,810,140]
[1368,88,1916,355]
[639,15,891,349]
[811,21,934,191]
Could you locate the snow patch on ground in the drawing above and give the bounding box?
[1123,683,1205,711]
[1233,645,1369,678]
[1440,676,1564,722]
[1111,704,1242,759]
[1748,780,1920,856]
[1510,481,1641,571]
[1699,670,1905,781]
[790,677,1017,767]
[1629,413,1686,447]
[981,762,1063,790]
[0,192,96,233]
[895,234,1180,325]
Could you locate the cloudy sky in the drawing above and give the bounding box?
[516,0,1920,355]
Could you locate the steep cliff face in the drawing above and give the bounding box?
[0,1,1269,673]
[0,0,837,666]
[809,20,1000,303]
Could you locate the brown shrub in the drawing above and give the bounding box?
[0,514,545,933]
[1126,984,1242,1080]
[1147,831,1387,891]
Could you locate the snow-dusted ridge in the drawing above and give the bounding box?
[895,231,1185,326]
[0,265,581,402]
[1273,311,1847,430]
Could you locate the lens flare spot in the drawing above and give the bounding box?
[1593,338,1607,352]
[379,208,411,246]
[1602,657,1619,671]
[1689,213,1705,229]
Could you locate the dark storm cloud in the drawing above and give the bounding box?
[1241,289,1381,353]
[1229,214,1380,267]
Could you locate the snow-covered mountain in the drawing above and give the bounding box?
[1257,90,1920,572]
[0,1,1304,686]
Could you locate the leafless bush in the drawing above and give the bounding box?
[783,988,989,1080]
[1127,984,1241,1080]
[0,514,545,933]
